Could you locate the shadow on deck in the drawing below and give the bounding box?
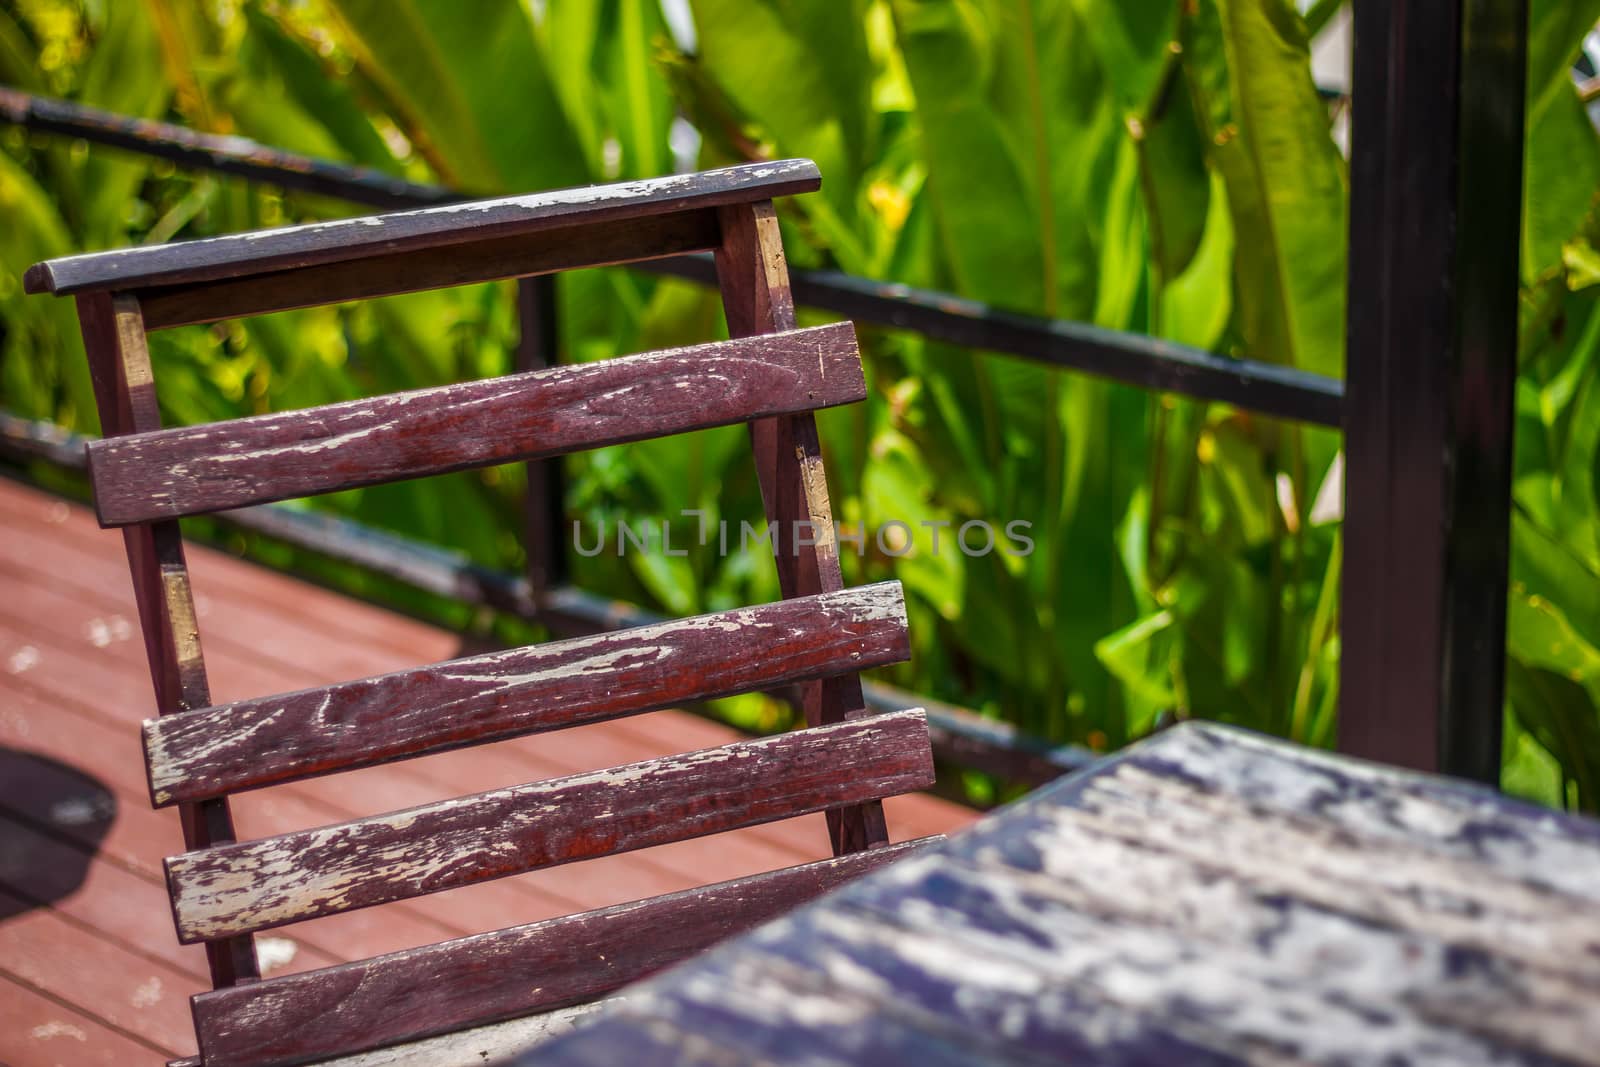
[0,476,977,1065]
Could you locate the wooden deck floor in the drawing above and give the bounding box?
[0,477,977,1066]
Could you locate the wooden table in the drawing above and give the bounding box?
[518,721,1600,1066]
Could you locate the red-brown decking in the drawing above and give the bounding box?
[0,476,977,1066]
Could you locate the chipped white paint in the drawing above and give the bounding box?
[82,614,132,648]
[29,1020,88,1042]
[1127,723,1600,902]
[130,976,163,1008]
[165,708,928,941]
[256,936,299,974]
[6,644,39,674]
[524,722,1600,1067]
[144,580,906,803]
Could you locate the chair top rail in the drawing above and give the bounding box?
[87,322,862,526]
[135,210,721,330]
[163,709,934,943]
[23,159,820,297]
[144,582,911,807]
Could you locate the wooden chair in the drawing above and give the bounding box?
[24,161,938,1067]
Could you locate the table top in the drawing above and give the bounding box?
[520,721,1600,1067]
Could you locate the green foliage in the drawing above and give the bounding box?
[1,0,1598,807]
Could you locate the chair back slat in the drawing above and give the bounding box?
[189,839,937,1067]
[165,709,933,943]
[89,323,862,525]
[145,582,910,807]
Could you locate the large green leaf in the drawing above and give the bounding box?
[1181,0,1346,375]
[326,0,587,192]
[1136,53,1212,284]
[1071,0,1177,111]
[1505,595,1600,810]
[544,0,676,180]
[686,0,878,267]
[892,0,1111,317]
[0,151,93,429]
[1521,0,1600,283]
[73,1,169,248]
[689,0,875,187]
[238,6,398,171]
[0,8,42,91]
[1160,169,1234,349]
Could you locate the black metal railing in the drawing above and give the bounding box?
[0,89,1343,425]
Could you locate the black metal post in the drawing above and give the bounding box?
[1339,0,1527,782]
[514,275,568,600]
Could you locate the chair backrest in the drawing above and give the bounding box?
[25,160,938,1067]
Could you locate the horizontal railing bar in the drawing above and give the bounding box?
[0,86,461,210]
[2,88,1343,425]
[0,412,1095,785]
[651,253,1344,428]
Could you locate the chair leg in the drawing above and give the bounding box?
[713,202,889,855]
[76,291,261,987]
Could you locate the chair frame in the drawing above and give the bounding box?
[27,160,937,1067]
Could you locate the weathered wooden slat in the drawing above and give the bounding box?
[138,211,718,330]
[144,582,911,807]
[716,200,888,857]
[87,323,864,526]
[24,160,820,296]
[189,839,937,1067]
[165,709,933,943]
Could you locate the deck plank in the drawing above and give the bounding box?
[0,974,174,1067]
[0,476,977,1065]
[0,887,199,1058]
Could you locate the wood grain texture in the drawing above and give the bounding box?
[87,323,863,525]
[144,581,911,807]
[165,709,933,943]
[137,211,718,330]
[190,840,937,1067]
[715,200,886,856]
[75,290,261,988]
[25,160,820,296]
[524,722,1600,1067]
